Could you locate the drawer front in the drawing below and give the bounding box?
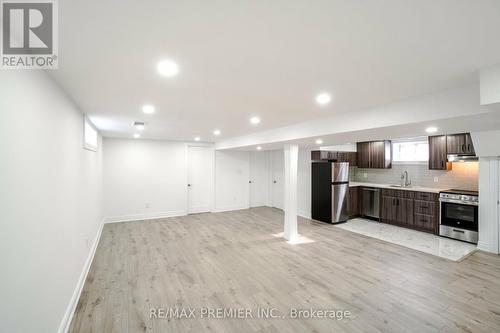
[414,191,438,201]
[381,189,414,199]
[414,200,437,216]
[414,213,436,231]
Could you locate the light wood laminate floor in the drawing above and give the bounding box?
[70,207,500,333]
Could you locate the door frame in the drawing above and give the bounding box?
[185,143,215,214]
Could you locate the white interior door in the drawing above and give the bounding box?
[249,151,269,207]
[272,150,284,210]
[187,146,212,214]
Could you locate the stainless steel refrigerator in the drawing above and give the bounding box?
[311,162,349,224]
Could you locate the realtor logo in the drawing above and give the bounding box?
[1,0,58,69]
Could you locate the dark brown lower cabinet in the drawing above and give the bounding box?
[348,186,359,217]
[396,198,414,226]
[380,189,438,234]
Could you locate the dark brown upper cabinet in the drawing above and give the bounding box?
[310,151,357,166]
[356,140,391,169]
[428,135,449,170]
[447,133,475,155]
[311,150,330,161]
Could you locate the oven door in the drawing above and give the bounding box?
[440,201,478,231]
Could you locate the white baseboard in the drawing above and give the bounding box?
[104,210,187,223]
[57,219,104,333]
[477,240,499,254]
[298,211,311,219]
[212,205,249,213]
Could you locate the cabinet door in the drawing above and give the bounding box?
[381,196,395,222]
[428,135,448,170]
[311,150,329,160]
[369,141,385,168]
[447,134,466,154]
[356,142,370,168]
[395,198,414,226]
[348,187,359,217]
[464,133,475,155]
[348,152,357,166]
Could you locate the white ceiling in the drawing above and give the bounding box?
[51,0,500,142]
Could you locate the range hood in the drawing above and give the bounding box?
[447,154,479,162]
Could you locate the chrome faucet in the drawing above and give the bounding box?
[401,170,411,187]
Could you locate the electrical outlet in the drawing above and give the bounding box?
[434,177,439,183]
[363,173,367,178]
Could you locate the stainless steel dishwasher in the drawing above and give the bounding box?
[361,187,380,219]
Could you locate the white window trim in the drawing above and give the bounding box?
[83,116,98,152]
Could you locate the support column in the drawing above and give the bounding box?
[478,157,500,254]
[283,144,299,241]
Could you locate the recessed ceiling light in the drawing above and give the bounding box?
[157,59,179,77]
[315,93,331,106]
[142,104,155,114]
[213,129,221,136]
[133,121,145,131]
[315,139,323,145]
[256,146,262,150]
[133,133,140,139]
[426,127,438,133]
[250,116,261,125]
[194,136,200,141]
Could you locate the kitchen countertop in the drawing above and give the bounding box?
[349,181,447,193]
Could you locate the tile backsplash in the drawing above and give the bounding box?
[353,162,479,191]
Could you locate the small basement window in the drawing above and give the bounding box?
[84,117,98,151]
[392,139,428,163]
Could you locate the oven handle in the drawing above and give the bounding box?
[439,198,478,206]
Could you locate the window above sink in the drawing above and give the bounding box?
[392,138,429,164]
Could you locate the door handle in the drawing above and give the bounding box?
[249,180,253,184]
[452,229,465,234]
[461,144,465,153]
[187,184,191,187]
[441,160,444,168]
[273,180,277,183]
[467,144,471,152]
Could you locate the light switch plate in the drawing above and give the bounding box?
[434,177,439,183]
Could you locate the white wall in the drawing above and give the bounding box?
[103,141,251,217]
[268,148,312,218]
[214,150,250,212]
[0,71,103,333]
[297,149,312,218]
[103,139,187,222]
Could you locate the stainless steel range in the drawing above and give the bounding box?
[439,189,478,244]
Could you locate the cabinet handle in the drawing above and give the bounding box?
[441,160,444,168]
[462,144,465,153]
[467,144,471,152]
